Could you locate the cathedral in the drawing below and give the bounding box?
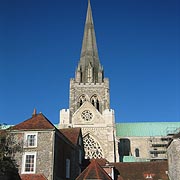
[1,0,180,179]
[59,0,118,163]
[58,0,180,164]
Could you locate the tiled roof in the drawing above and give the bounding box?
[112,161,168,180]
[76,159,112,180]
[11,113,55,131]
[91,158,109,166]
[20,174,47,180]
[59,128,81,145]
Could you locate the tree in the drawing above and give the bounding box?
[0,124,22,180]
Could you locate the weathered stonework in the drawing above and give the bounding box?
[167,138,180,180]
[13,131,54,180]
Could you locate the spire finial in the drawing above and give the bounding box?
[32,108,37,117]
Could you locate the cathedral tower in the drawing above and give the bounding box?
[59,0,118,162]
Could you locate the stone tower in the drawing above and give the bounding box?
[59,0,118,162]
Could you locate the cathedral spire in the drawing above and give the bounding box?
[76,0,103,83]
[80,0,98,58]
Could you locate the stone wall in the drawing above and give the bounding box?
[13,131,54,180]
[167,139,180,180]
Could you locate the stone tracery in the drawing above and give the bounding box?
[83,134,103,159]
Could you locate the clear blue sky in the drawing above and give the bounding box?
[0,0,179,125]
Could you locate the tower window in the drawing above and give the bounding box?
[91,95,100,111]
[78,95,86,107]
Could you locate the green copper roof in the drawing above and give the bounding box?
[123,156,150,162]
[116,122,180,137]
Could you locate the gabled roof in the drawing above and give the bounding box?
[11,113,55,131]
[59,128,81,145]
[112,161,168,180]
[76,159,112,180]
[20,174,47,180]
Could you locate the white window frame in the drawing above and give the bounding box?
[66,158,70,178]
[22,152,37,174]
[24,132,37,148]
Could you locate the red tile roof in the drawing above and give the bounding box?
[92,158,110,166]
[11,113,55,131]
[59,128,81,145]
[112,161,168,180]
[76,159,112,180]
[20,174,47,180]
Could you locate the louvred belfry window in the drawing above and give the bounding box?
[78,94,86,107]
[83,134,103,159]
[91,95,100,111]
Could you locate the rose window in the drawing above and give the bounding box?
[81,110,93,121]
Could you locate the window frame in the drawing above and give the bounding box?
[22,151,37,174]
[66,158,70,178]
[24,132,37,148]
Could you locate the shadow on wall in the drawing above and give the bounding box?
[118,138,131,162]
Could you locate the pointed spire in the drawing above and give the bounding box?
[80,0,98,59]
[76,0,103,83]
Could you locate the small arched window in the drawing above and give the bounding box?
[135,148,140,157]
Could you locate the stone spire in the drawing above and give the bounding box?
[75,0,103,83]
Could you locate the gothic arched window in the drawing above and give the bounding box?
[91,95,100,111]
[83,134,103,159]
[78,95,86,107]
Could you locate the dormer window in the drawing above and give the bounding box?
[25,132,37,148]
